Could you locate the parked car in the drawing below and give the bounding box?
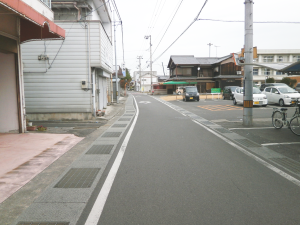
[233,87,268,106]
[223,86,239,100]
[295,82,300,93]
[262,86,300,106]
[182,86,199,101]
[259,83,288,91]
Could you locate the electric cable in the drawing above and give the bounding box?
[198,18,300,24]
[152,0,184,55]
[153,0,208,63]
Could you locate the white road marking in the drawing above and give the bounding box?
[262,142,300,146]
[193,120,300,187]
[85,97,139,225]
[229,127,275,130]
[139,101,151,104]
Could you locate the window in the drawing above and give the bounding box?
[263,56,273,62]
[265,87,271,92]
[277,56,283,62]
[276,71,283,75]
[176,67,192,76]
[40,0,51,8]
[271,88,278,93]
[263,68,271,75]
[293,56,300,62]
[253,69,258,75]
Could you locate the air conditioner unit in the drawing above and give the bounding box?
[237,71,242,75]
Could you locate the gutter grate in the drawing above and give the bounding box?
[102,132,122,137]
[235,139,261,148]
[214,128,232,134]
[271,158,300,174]
[119,118,131,121]
[17,223,69,225]
[112,124,127,127]
[86,145,114,154]
[54,168,100,188]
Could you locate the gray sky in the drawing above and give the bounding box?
[113,0,300,76]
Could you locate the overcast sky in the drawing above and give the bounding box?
[112,0,300,76]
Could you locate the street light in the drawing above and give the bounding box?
[145,35,153,94]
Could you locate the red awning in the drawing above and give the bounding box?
[0,0,65,43]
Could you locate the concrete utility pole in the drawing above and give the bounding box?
[207,43,213,57]
[145,35,152,93]
[113,11,119,103]
[137,56,143,92]
[243,0,254,126]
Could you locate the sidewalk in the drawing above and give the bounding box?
[0,97,126,204]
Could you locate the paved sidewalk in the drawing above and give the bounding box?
[0,97,126,206]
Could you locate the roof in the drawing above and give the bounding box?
[213,75,243,79]
[279,61,300,72]
[168,55,199,67]
[257,49,300,54]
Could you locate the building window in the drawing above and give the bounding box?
[293,55,300,62]
[263,56,273,62]
[176,67,192,76]
[276,71,283,75]
[263,68,271,75]
[277,56,283,62]
[253,68,258,75]
[40,0,51,8]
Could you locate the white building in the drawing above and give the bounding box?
[133,71,158,92]
[0,0,65,132]
[21,0,113,121]
[253,49,300,85]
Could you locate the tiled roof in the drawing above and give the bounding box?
[171,55,199,65]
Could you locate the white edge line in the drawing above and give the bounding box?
[193,120,300,187]
[84,96,139,225]
[229,127,275,130]
[262,142,300,146]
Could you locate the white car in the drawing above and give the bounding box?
[233,87,268,106]
[262,86,300,106]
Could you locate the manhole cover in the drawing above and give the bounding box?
[55,168,100,188]
[86,145,114,154]
[102,132,122,137]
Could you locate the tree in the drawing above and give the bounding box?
[266,77,275,83]
[280,77,297,88]
[120,68,132,88]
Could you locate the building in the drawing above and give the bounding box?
[0,0,65,132]
[166,55,242,93]
[253,49,300,85]
[21,0,113,121]
[133,71,158,92]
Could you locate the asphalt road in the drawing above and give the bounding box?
[93,93,300,224]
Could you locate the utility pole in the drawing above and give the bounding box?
[145,35,152,94]
[207,43,213,57]
[215,45,220,57]
[243,0,254,126]
[137,56,143,92]
[113,11,119,103]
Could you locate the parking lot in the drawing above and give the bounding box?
[166,97,300,163]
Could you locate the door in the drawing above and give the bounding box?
[271,88,280,104]
[264,87,272,103]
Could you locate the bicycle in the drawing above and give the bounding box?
[272,98,300,136]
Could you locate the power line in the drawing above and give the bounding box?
[198,18,300,24]
[153,0,209,63]
[152,0,184,55]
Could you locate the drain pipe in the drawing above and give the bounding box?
[92,68,96,117]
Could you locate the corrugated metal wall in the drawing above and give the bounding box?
[22,21,113,114]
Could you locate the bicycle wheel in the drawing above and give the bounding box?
[290,116,300,136]
[272,111,283,129]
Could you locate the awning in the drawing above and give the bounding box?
[0,0,65,43]
[163,81,197,85]
[279,61,300,73]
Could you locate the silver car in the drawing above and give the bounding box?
[262,86,300,106]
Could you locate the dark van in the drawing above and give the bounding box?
[223,86,239,100]
[182,86,199,101]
